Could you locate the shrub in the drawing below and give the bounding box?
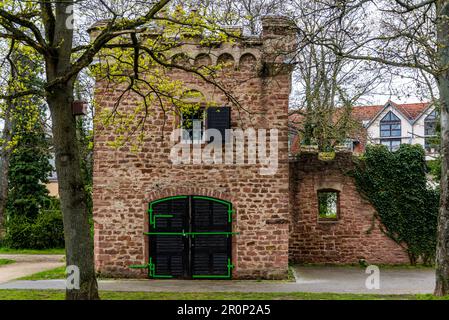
[6,109,53,220]
[3,198,64,249]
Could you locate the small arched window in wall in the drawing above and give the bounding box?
[317,189,340,221]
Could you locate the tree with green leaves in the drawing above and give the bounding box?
[7,104,52,220]
[1,39,47,232]
[0,49,16,236]
[0,39,56,248]
[0,0,237,299]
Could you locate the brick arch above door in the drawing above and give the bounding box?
[145,187,232,204]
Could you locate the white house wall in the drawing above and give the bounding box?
[413,109,429,146]
[365,104,437,160]
[366,105,413,145]
[414,107,436,138]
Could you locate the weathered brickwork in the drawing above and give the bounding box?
[93,17,296,279]
[93,16,409,280]
[289,152,409,265]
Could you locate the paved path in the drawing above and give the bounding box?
[292,266,435,294]
[0,254,65,284]
[0,265,436,294]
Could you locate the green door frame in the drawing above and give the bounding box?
[130,195,237,279]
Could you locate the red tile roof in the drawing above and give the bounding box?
[288,112,303,125]
[288,101,431,155]
[289,101,431,125]
[390,101,430,121]
[351,101,430,123]
[350,105,384,122]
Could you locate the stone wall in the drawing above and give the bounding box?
[92,16,296,279]
[289,152,410,265]
[92,16,409,279]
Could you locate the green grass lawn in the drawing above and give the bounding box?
[0,290,447,300]
[0,259,15,266]
[0,247,64,255]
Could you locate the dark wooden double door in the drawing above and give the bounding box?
[148,196,233,279]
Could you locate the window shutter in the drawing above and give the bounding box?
[206,106,231,143]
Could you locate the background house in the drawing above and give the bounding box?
[352,101,438,158]
[289,100,439,159]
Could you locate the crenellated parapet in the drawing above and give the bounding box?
[88,15,297,78]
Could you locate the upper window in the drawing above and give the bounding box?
[288,130,297,151]
[317,190,339,221]
[424,110,439,153]
[180,106,231,144]
[424,110,437,136]
[181,108,205,144]
[380,111,401,137]
[380,139,401,152]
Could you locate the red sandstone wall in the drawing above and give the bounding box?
[289,152,410,265]
[93,17,296,279]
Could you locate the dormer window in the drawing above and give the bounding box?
[380,111,401,137]
[380,111,401,151]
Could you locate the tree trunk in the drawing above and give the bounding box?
[435,0,449,296]
[435,88,449,296]
[0,101,13,236]
[47,84,99,300]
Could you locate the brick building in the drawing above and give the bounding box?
[92,16,409,280]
